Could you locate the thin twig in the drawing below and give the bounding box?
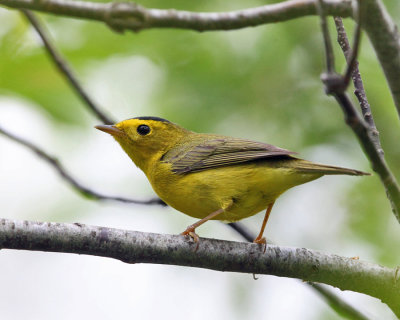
[0,126,165,206]
[316,1,400,222]
[227,222,254,242]
[19,11,167,204]
[334,3,383,157]
[341,1,362,89]
[316,0,335,73]
[307,282,371,320]
[21,10,115,125]
[0,0,353,32]
[227,223,371,320]
[333,16,383,156]
[358,0,400,120]
[0,218,398,316]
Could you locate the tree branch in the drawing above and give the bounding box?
[0,218,398,316]
[0,126,165,206]
[0,0,353,32]
[334,92,400,221]
[358,0,400,120]
[316,1,400,223]
[334,16,383,156]
[340,2,362,90]
[21,10,115,125]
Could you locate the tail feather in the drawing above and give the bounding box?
[293,160,370,176]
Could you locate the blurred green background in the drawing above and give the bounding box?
[1,0,399,319]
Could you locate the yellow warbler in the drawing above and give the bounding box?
[96,117,368,244]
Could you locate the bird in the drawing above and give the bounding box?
[95,116,369,245]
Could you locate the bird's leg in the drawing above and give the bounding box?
[181,202,233,249]
[181,208,224,243]
[253,202,275,250]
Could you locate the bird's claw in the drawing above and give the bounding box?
[253,237,267,253]
[181,227,200,251]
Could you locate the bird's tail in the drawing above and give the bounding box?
[293,160,370,176]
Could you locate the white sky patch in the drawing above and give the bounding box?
[84,55,164,119]
[45,19,87,50]
[218,27,264,61]
[0,8,18,40]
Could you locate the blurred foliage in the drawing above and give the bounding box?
[1,0,400,284]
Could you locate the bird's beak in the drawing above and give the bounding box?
[95,125,125,137]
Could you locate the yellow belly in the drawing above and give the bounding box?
[148,161,322,222]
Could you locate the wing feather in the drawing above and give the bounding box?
[162,136,296,174]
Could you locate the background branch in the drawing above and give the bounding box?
[0,218,398,316]
[307,282,371,320]
[21,10,114,125]
[0,0,353,32]
[228,223,370,320]
[0,126,165,206]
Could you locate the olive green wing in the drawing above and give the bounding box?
[163,136,296,174]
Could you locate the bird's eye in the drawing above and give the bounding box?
[137,125,150,136]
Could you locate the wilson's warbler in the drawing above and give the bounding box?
[96,117,369,244]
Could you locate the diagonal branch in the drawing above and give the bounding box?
[17,11,168,205]
[0,0,353,32]
[316,0,335,73]
[339,2,362,90]
[0,218,398,316]
[334,16,383,156]
[358,0,400,120]
[0,126,165,206]
[21,10,115,125]
[316,1,400,223]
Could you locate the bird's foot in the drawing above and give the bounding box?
[253,236,267,253]
[181,226,200,251]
